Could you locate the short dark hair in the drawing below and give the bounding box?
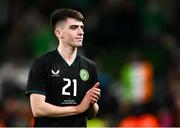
[50,8,84,30]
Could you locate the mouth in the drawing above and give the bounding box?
[75,38,83,41]
[75,37,83,39]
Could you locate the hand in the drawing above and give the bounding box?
[90,82,101,104]
[77,82,101,113]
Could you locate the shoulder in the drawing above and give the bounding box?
[34,50,56,63]
[31,50,57,68]
[79,55,96,66]
[40,50,57,61]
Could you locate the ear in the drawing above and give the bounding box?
[55,28,62,38]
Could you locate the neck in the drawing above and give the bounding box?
[57,42,77,66]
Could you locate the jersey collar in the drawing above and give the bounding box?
[56,49,79,68]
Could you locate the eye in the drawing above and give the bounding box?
[81,25,84,30]
[69,25,77,29]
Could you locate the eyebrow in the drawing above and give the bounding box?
[69,24,84,29]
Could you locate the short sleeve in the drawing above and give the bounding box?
[25,59,47,96]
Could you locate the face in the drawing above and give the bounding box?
[55,18,84,47]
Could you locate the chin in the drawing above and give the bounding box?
[75,42,83,47]
[77,44,83,47]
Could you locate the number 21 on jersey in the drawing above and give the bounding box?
[62,78,77,96]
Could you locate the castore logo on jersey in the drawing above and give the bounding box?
[51,69,60,77]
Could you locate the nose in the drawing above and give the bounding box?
[78,27,84,35]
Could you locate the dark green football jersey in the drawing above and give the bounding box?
[26,49,98,127]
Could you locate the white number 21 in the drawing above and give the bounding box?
[62,78,77,96]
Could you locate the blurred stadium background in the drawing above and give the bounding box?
[0,0,180,127]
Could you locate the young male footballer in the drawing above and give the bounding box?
[25,8,101,127]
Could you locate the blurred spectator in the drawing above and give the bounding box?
[0,61,33,127]
[1,96,33,127]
